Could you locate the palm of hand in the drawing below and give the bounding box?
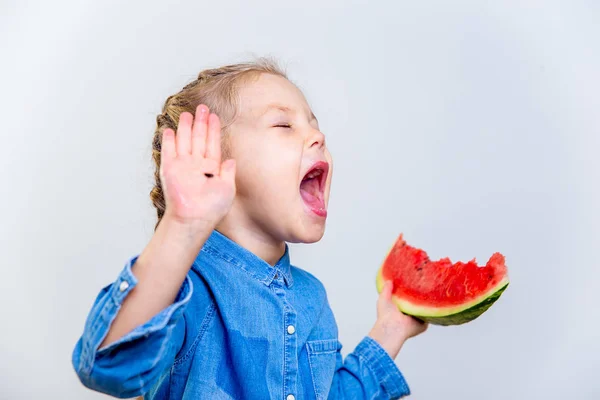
[159,105,236,226]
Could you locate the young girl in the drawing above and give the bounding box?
[72,59,428,399]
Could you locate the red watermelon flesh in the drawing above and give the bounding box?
[376,234,509,326]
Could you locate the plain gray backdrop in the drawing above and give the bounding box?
[1,1,598,399]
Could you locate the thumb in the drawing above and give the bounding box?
[220,159,236,184]
[377,280,394,314]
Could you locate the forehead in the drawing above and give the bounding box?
[235,73,312,119]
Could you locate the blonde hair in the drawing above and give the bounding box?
[150,58,287,231]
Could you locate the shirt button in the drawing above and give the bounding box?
[119,280,129,292]
[287,325,295,334]
[286,395,295,400]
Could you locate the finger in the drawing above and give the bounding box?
[220,159,236,185]
[415,320,429,335]
[377,281,388,307]
[176,112,193,155]
[191,104,209,156]
[377,281,393,313]
[161,128,176,161]
[205,113,222,162]
[382,280,393,301]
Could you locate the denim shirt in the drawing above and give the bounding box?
[72,230,411,399]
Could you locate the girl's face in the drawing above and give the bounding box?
[225,73,333,244]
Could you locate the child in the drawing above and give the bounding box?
[72,59,428,399]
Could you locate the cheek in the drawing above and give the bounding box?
[234,138,301,199]
[230,138,263,195]
[262,145,301,195]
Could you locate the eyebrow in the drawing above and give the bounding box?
[261,103,319,125]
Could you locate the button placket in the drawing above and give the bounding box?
[271,270,297,399]
[283,302,298,400]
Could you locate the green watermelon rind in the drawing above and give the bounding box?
[376,267,509,326]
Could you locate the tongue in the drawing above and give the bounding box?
[300,177,325,209]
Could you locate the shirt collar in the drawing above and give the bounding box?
[201,229,294,287]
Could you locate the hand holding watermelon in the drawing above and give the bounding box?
[368,280,429,359]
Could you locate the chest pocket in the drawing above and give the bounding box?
[306,339,341,400]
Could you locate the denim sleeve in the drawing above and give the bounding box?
[328,336,411,399]
[71,255,193,398]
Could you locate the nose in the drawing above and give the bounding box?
[307,128,325,149]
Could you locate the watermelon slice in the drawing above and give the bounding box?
[376,234,509,326]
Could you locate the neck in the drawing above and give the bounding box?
[216,215,286,266]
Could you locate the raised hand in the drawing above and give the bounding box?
[159,104,236,227]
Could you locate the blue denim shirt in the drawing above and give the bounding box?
[72,230,411,399]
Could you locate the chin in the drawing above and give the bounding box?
[301,228,326,244]
[287,221,326,244]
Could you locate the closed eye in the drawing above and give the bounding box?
[273,123,292,128]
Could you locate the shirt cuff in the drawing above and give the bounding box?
[95,255,193,353]
[354,336,411,399]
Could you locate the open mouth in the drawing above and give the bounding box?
[300,161,329,217]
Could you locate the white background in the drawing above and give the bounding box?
[1,1,598,399]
